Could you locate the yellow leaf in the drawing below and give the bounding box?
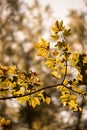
[31,97,40,108]
[51,71,61,79]
[78,73,83,81]
[45,58,55,68]
[8,66,16,74]
[72,53,80,66]
[53,50,59,56]
[79,107,82,112]
[61,68,65,74]
[51,33,59,40]
[5,120,11,125]
[0,117,5,125]
[37,91,45,102]
[35,38,50,58]
[0,66,8,75]
[31,99,36,108]
[46,97,51,104]
[18,96,29,103]
[51,21,59,33]
[63,79,68,85]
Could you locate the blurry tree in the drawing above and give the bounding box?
[0,0,56,129]
[84,0,87,6]
[68,9,87,52]
[0,0,52,72]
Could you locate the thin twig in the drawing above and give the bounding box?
[0,83,62,100]
[62,84,83,95]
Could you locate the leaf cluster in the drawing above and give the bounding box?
[35,20,87,111]
[0,65,50,107]
[0,20,87,112]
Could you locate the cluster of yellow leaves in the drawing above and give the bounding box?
[51,20,71,40]
[51,71,61,79]
[0,65,51,107]
[0,117,11,128]
[29,91,51,108]
[35,20,87,111]
[35,20,72,80]
[0,66,16,75]
[0,20,87,111]
[58,86,82,111]
[51,20,65,40]
[72,53,87,87]
[35,38,50,58]
[29,97,40,108]
[72,53,80,67]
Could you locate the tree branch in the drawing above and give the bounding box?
[62,84,84,95]
[0,83,62,100]
[0,59,86,101]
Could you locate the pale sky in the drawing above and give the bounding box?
[24,0,87,35]
[39,0,87,23]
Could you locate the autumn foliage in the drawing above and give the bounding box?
[35,20,87,111]
[0,20,87,115]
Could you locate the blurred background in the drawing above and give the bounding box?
[0,0,87,130]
